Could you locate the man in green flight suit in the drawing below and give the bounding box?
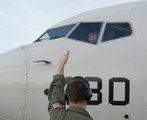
[48,50,93,120]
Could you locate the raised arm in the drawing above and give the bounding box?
[57,50,70,75]
[48,50,70,120]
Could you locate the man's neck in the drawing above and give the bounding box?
[69,102,86,109]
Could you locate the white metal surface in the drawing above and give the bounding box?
[0,1,147,120]
[0,47,26,120]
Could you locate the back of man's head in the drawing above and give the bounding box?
[65,76,92,104]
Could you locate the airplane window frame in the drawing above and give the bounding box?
[68,22,102,44]
[35,24,76,42]
[101,22,132,42]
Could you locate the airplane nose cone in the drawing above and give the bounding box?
[0,47,26,68]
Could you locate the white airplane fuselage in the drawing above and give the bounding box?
[0,1,147,120]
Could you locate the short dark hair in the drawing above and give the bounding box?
[65,76,92,103]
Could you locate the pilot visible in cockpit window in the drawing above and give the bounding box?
[88,31,98,44]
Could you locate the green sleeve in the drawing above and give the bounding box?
[48,74,67,120]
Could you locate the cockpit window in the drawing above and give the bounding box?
[36,24,75,42]
[69,23,102,44]
[102,23,132,42]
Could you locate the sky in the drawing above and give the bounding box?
[0,0,141,54]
